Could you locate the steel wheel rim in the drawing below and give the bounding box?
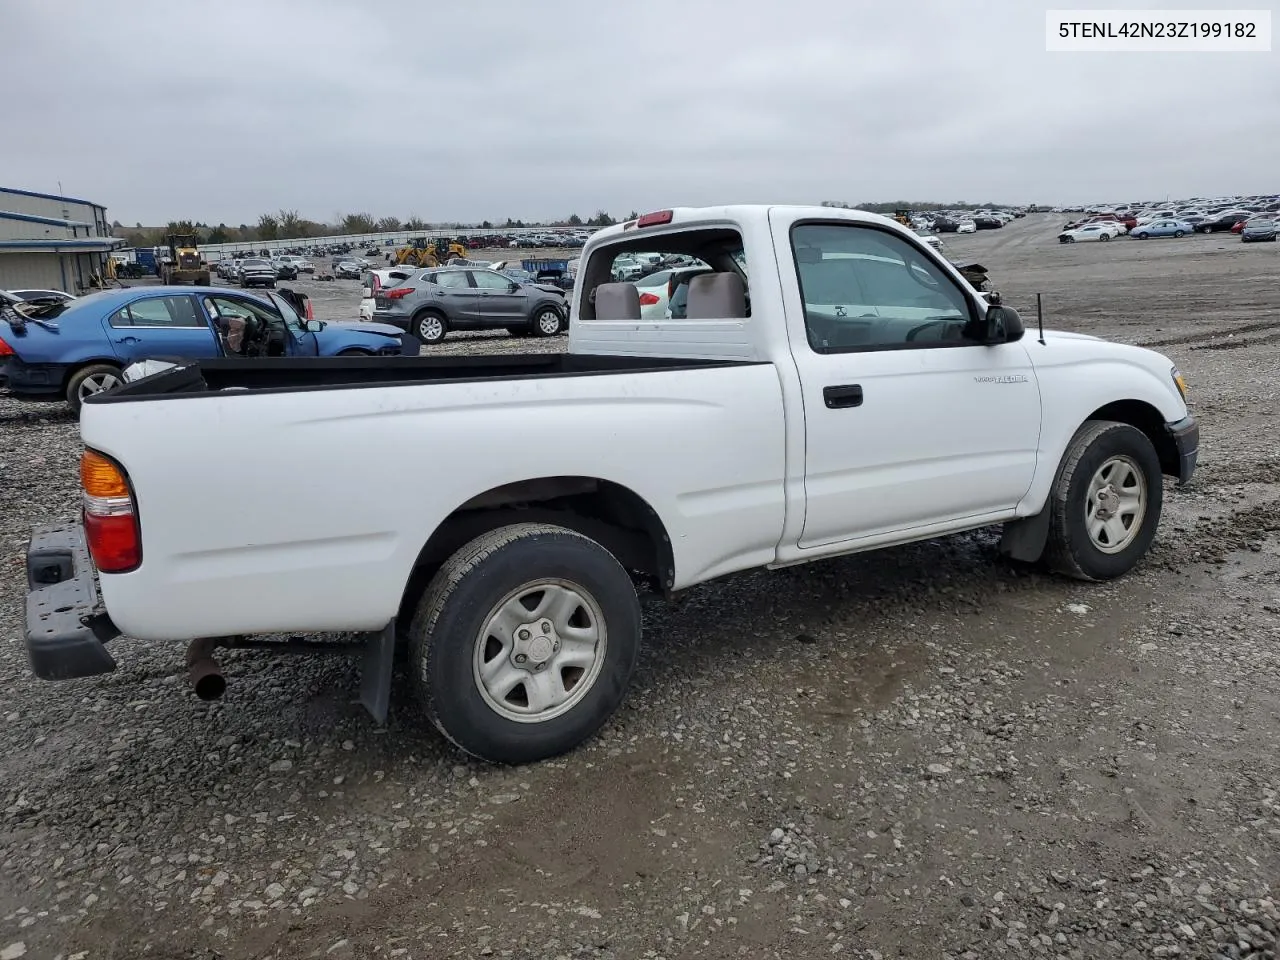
[472,578,607,724]
[537,311,560,334]
[419,316,443,340]
[1086,455,1147,554]
[79,372,121,398]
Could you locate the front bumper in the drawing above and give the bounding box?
[25,523,120,680]
[1165,415,1199,485]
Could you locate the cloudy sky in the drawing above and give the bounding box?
[4,0,1275,225]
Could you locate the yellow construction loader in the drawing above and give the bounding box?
[160,234,210,285]
[394,237,468,268]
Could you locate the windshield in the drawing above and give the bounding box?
[242,259,269,267]
[1248,219,1275,228]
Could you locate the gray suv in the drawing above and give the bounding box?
[372,267,567,343]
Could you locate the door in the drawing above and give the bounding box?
[783,220,1043,549]
[430,269,477,326]
[104,294,218,362]
[468,269,526,326]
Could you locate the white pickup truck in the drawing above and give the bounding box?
[25,205,1198,764]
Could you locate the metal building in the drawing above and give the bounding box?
[0,186,125,294]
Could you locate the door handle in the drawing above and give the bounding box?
[823,384,863,409]
[114,336,139,344]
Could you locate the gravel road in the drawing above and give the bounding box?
[2,216,1278,960]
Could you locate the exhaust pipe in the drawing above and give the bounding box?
[186,638,226,700]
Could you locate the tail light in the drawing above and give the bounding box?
[81,449,140,573]
[638,292,660,306]
[0,336,14,357]
[383,287,414,300]
[304,298,314,320]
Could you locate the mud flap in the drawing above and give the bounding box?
[359,621,396,725]
[998,508,1052,562]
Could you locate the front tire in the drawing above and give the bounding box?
[1044,421,1163,582]
[532,306,565,337]
[1136,232,1148,240]
[66,363,123,414]
[408,523,642,764]
[1174,230,1185,238]
[1099,233,1111,241]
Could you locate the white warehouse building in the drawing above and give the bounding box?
[0,186,125,294]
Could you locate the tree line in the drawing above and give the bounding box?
[115,209,639,248]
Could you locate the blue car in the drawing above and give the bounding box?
[0,285,417,412]
[1129,219,1194,240]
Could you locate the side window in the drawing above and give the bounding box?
[121,295,203,327]
[470,270,513,291]
[792,224,973,354]
[434,271,470,289]
[108,306,133,328]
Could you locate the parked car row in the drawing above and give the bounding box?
[214,255,314,283]
[0,286,416,413]
[1059,212,1279,243]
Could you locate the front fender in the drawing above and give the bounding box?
[1020,346,1187,515]
[315,331,399,355]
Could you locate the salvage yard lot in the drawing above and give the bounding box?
[1,215,1278,960]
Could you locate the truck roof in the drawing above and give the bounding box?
[587,205,906,244]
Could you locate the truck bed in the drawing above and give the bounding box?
[96,353,755,403]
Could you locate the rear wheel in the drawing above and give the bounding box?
[1200,225,1213,234]
[1136,232,1148,239]
[414,311,447,344]
[408,523,642,764]
[1174,230,1184,238]
[66,363,123,414]
[1099,233,1111,241]
[1044,421,1163,582]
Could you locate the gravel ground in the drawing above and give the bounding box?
[1,218,1278,960]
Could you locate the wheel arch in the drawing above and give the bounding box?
[397,476,675,628]
[61,356,123,389]
[1000,401,1178,563]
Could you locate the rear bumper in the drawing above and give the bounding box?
[0,357,67,397]
[1165,415,1199,485]
[25,523,120,680]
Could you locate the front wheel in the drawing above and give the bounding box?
[1174,230,1184,238]
[408,523,642,764]
[1099,233,1111,241]
[532,307,565,337]
[1136,232,1148,240]
[1044,421,1163,581]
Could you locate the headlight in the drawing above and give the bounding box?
[1171,366,1188,401]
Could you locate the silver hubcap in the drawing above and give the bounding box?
[473,579,607,723]
[419,316,443,340]
[537,311,560,334]
[1086,455,1146,554]
[79,373,121,398]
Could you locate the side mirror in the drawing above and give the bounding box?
[981,293,1024,344]
[509,282,521,293]
[304,319,325,333]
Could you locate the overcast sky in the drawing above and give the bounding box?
[4,0,1276,225]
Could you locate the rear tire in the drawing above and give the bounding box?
[1136,232,1148,239]
[1174,230,1184,238]
[1099,233,1111,242]
[408,523,642,764]
[1044,421,1163,582]
[66,363,123,414]
[414,311,447,344]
